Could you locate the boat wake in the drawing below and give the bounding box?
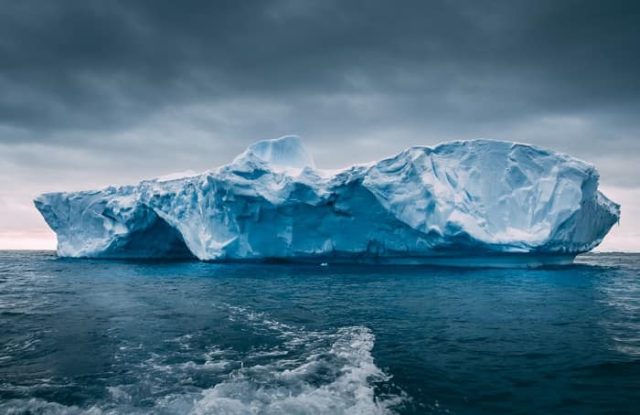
[0,304,407,414]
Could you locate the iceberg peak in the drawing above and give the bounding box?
[233,135,315,170]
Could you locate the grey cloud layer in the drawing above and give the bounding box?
[0,0,639,180]
[1,0,639,251]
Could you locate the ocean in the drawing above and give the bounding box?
[0,251,638,414]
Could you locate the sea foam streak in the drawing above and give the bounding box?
[0,304,406,414]
[164,305,406,414]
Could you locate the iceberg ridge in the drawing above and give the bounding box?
[35,136,620,266]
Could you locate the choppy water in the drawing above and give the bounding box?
[0,252,639,414]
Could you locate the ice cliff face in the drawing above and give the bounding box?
[35,136,620,266]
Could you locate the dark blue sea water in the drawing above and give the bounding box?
[0,252,639,414]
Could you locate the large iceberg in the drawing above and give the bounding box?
[35,136,620,267]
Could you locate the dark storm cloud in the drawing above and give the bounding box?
[1,0,639,140]
[1,0,640,250]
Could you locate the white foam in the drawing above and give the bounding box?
[0,305,406,414]
[179,306,403,415]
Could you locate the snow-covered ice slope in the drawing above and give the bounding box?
[35,136,620,266]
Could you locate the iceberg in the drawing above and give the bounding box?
[35,136,620,267]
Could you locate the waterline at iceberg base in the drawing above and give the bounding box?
[34,136,620,267]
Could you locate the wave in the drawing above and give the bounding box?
[0,304,407,414]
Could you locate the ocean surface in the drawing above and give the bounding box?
[0,252,639,414]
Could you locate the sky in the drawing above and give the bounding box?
[1,0,639,251]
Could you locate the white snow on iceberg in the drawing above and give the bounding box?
[34,136,620,267]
